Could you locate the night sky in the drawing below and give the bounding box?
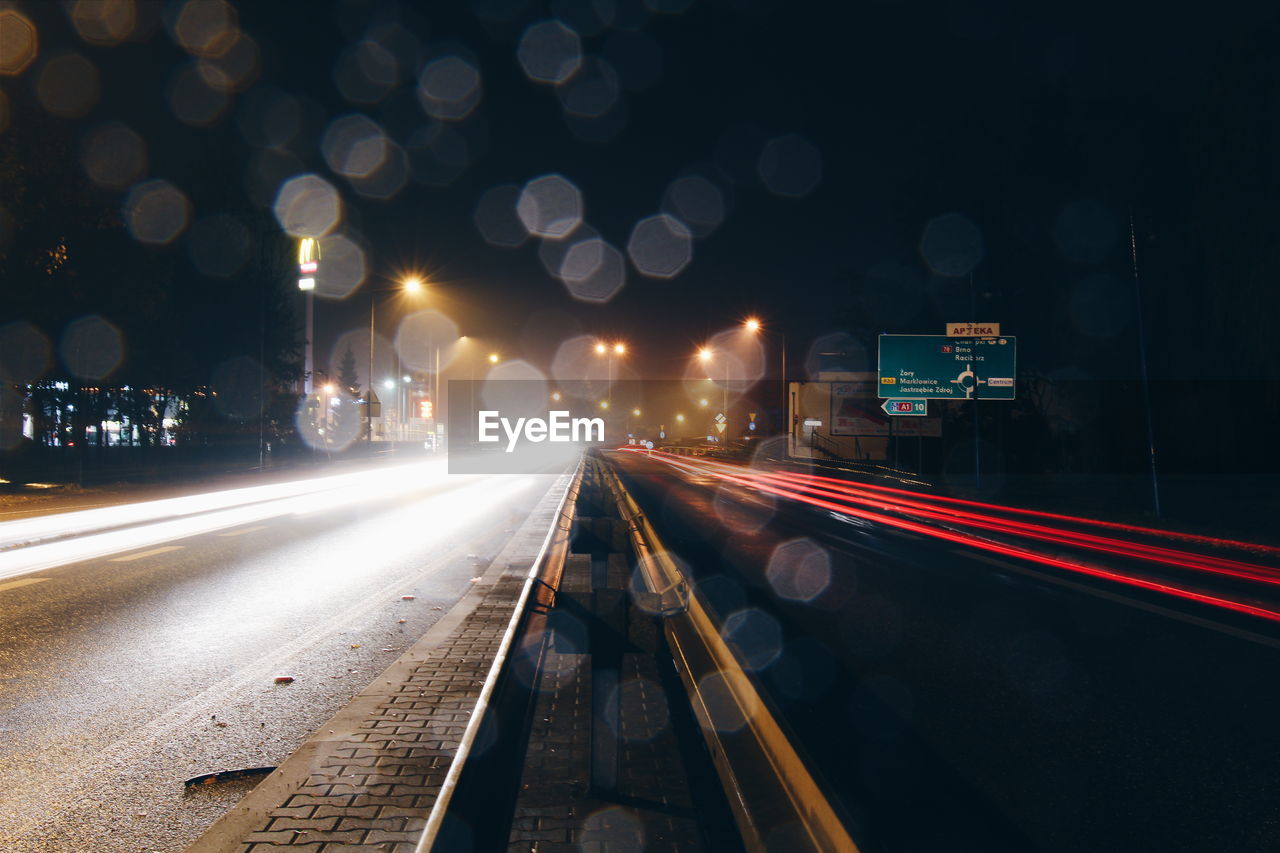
[4,0,1280,391]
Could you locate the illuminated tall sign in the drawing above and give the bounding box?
[297,237,319,291]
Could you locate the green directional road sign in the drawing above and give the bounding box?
[878,335,1017,400]
[881,398,928,416]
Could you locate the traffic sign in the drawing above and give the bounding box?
[882,399,928,416]
[878,334,1016,400]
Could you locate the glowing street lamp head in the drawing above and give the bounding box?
[402,276,424,294]
[632,408,641,416]
[595,342,607,355]
[600,400,609,409]
[488,352,500,364]
[322,383,336,395]
[744,317,761,333]
[383,379,395,389]
[697,347,713,363]
[613,342,626,355]
[699,398,708,407]
[551,391,562,401]
[676,413,685,422]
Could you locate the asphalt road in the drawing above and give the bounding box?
[606,450,1280,853]
[0,460,560,852]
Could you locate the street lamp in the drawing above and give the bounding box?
[594,339,627,408]
[366,276,427,442]
[696,346,729,418]
[743,316,787,441]
[488,352,500,364]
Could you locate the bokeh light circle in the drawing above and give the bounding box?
[758,133,822,198]
[273,173,342,238]
[766,538,833,603]
[80,122,148,190]
[722,608,783,670]
[0,9,39,76]
[555,55,619,118]
[559,237,626,303]
[322,113,389,179]
[518,20,582,85]
[662,174,725,238]
[627,213,692,279]
[417,55,481,121]
[313,232,367,299]
[395,310,461,373]
[170,0,239,59]
[60,315,125,381]
[517,174,583,239]
[474,184,528,249]
[124,179,191,245]
[71,0,136,47]
[0,321,52,384]
[920,212,984,277]
[36,53,101,118]
[167,61,230,126]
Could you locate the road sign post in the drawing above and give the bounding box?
[879,333,1016,489]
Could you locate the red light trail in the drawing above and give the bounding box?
[620,449,1280,625]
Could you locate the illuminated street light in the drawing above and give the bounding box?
[632,408,641,416]
[551,391,562,401]
[594,339,627,408]
[743,316,787,443]
[488,352,500,364]
[600,400,609,409]
[367,277,428,443]
[696,345,730,422]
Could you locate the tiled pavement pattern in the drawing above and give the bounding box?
[187,472,573,853]
[507,546,706,852]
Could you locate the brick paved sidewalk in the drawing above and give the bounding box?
[187,470,574,853]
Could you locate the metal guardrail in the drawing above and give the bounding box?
[414,457,585,852]
[597,459,860,853]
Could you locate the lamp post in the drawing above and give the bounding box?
[697,346,729,419]
[743,317,786,439]
[594,340,626,404]
[365,276,425,442]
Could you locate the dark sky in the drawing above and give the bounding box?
[6,0,1280,387]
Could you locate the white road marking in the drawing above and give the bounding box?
[218,525,268,537]
[0,577,49,593]
[109,546,184,562]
